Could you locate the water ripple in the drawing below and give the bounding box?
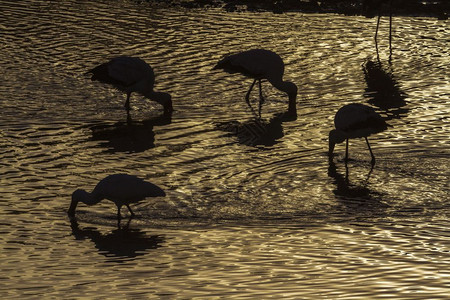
[1,0,449,298]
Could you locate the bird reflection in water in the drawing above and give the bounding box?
[70,219,164,260]
[216,112,296,147]
[362,58,408,120]
[327,160,388,213]
[90,113,171,153]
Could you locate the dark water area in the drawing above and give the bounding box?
[1,0,449,298]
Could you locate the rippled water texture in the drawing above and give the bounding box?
[1,0,449,298]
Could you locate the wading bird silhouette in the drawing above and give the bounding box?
[328,103,388,165]
[68,174,166,221]
[213,49,298,116]
[363,0,393,60]
[87,56,173,115]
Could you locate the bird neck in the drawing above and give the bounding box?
[151,91,170,105]
[270,79,298,114]
[288,94,297,115]
[143,89,158,100]
[144,90,173,114]
[330,129,347,144]
[68,189,103,216]
[328,129,347,157]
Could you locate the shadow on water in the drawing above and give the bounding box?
[215,111,296,147]
[90,113,171,153]
[70,219,164,260]
[362,58,408,120]
[327,160,389,213]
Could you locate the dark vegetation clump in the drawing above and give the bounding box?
[144,0,449,19]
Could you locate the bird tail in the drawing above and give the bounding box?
[212,57,229,71]
[84,67,97,80]
[84,64,103,77]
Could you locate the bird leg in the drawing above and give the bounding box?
[126,110,132,125]
[388,1,393,62]
[365,163,375,184]
[345,138,349,162]
[126,204,135,217]
[375,14,381,42]
[258,79,264,104]
[375,13,381,62]
[245,79,258,104]
[365,137,376,165]
[122,217,132,229]
[117,205,123,221]
[344,161,349,185]
[258,100,262,118]
[124,92,131,111]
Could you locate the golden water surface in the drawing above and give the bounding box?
[0,0,449,298]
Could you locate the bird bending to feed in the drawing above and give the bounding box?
[87,56,173,114]
[213,49,298,115]
[68,174,166,221]
[328,103,388,165]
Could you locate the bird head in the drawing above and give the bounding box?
[284,81,298,114]
[283,81,297,99]
[152,92,173,115]
[68,189,90,217]
[328,129,347,158]
[162,93,173,115]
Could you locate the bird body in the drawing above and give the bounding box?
[88,56,173,114]
[329,103,388,164]
[68,174,166,220]
[215,49,284,80]
[213,49,297,115]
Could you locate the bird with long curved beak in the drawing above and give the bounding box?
[213,49,297,116]
[328,103,389,165]
[87,56,173,115]
[68,174,166,221]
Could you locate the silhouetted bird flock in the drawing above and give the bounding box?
[74,2,402,224]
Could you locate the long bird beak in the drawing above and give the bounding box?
[328,140,336,161]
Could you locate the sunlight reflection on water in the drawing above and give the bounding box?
[0,0,449,298]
